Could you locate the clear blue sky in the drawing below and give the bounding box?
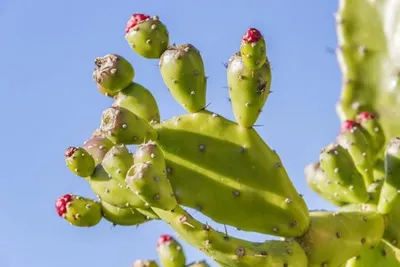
[0,1,342,266]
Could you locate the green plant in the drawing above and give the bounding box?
[56,1,400,266]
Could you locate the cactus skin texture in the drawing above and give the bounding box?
[55,194,102,227]
[240,28,267,70]
[159,44,207,113]
[92,54,135,95]
[378,138,400,214]
[227,52,272,128]
[100,201,153,226]
[335,0,400,140]
[157,235,186,267]
[100,106,158,145]
[58,6,400,267]
[153,110,310,237]
[296,210,385,267]
[64,146,96,177]
[113,82,161,124]
[125,14,169,59]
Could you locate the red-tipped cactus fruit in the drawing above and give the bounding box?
[240,28,267,70]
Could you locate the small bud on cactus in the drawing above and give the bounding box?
[65,146,96,177]
[102,144,134,182]
[227,52,272,128]
[82,135,114,165]
[125,13,169,59]
[240,28,267,70]
[135,141,166,170]
[93,54,135,95]
[156,235,186,267]
[340,120,360,134]
[159,43,207,113]
[356,111,385,155]
[55,194,102,227]
[100,106,158,145]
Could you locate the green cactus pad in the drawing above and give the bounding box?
[344,240,400,267]
[240,28,267,70]
[337,121,375,186]
[383,197,400,249]
[378,138,400,214]
[159,44,207,113]
[304,162,347,206]
[132,260,160,267]
[153,205,308,267]
[55,194,102,227]
[126,162,177,211]
[88,165,146,209]
[296,210,385,267]
[101,144,134,182]
[135,141,166,173]
[335,0,400,140]
[64,146,96,177]
[125,14,169,59]
[157,235,186,267]
[92,54,134,94]
[186,260,211,267]
[100,106,158,145]
[113,82,160,124]
[82,134,114,165]
[153,110,309,237]
[227,52,271,128]
[319,143,369,203]
[100,201,153,226]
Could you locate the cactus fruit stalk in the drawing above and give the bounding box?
[156,235,186,267]
[227,52,272,128]
[93,54,135,96]
[159,44,207,113]
[100,106,158,145]
[64,146,96,177]
[125,14,169,59]
[240,28,267,70]
[113,82,161,124]
[55,194,102,227]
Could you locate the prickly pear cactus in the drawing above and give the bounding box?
[335,0,400,140]
[56,2,400,267]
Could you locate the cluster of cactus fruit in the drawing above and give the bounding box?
[56,0,400,266]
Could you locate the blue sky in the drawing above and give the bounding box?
[0,1,341,266]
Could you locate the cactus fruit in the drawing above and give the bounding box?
[125,14,169,59]
[55,194,102,227]
[337,120,375,186]
[100,201,153,226]
[135,141,166,170]
[296,210,385,267]
[335,0,400,140]
[318,143,369,203]
[159,44,207,113]
[93,54,135,95]
[100,106,158,145]
[356,111,385,155]
[240,28,267,70]
[82,134,114,165]
[101,144,134,182]
[88,165,146,209]
[227,52,272,128]
[156,235,186,267]
[64,146,96,177]
[126,162,177,210]
[113,82,161,124]
[154,110,309,237]
[378,138,400,214]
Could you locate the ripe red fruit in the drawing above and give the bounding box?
[65,146,77,158]
[242,28,262,43]
[340,120,360,133]
[55,194,73,217]
[125,13,151,33]
[356,111,376,122]
[157,234,174,247]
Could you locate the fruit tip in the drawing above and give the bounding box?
[55,193,73,217]
[339,119,360,134]
[157,234,174,246]
[242,28,262,43]
[125,13,151,33]
[65,146,78,158]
